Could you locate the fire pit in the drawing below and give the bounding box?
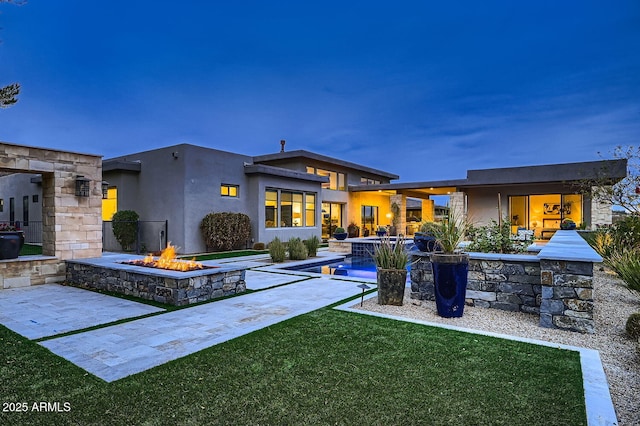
[121,244,216,272]
[65,248,246,306]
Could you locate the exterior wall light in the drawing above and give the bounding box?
[75,176,91,197]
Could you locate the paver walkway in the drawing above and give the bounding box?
[0,284,164,339]
[39,276,365,382]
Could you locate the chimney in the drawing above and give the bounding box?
[280,139,286,153]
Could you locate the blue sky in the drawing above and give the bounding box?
[1,1,638,182]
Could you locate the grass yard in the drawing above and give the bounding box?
[19,244,42,256]
[0,308,586,425]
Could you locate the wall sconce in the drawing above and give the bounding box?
[75,176,90,197]
[101,181,109,199]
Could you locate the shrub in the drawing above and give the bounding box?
[626,312,640,339]
[268,237,286,263]
[604,248,640,297]
[372,236,409,270]
[609,214,640,249]
[288,237,308,260]
[334,227,346,234]
[253,242,265,250]
[200,212,251,252]
[304,235,320,257]
[112,210,139,251]
[467,218,526,254]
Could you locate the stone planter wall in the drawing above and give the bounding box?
[1,256,66,288]
[410,231,601,333]
[66,260,247,306]
[411,253,541,314]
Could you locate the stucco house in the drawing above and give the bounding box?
[2,141,627,255]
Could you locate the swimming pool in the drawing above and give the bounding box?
[288,256,410,281]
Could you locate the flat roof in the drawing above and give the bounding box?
[253,150,400,180]
[349,159,627,196]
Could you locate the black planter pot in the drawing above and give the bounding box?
[430,253,469,318]
[333,232,348,240]
[413,232,438,252]
[377,268,407,306]
[0,231,24,260]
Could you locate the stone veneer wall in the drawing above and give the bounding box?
[410,231,601,333]
[411,253,541,314]
[66,261,247,306]
[1,142,102,287]
[1,257,66,289]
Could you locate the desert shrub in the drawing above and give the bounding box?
[268,237,286,263]
[467,219,526,254]
[585,228,615,259]
[604,248,640,297]
[253,242,265,250]
[288,237,308,260]
[112,210,139,251]
[304,235,320,257]
[609,214,640,249]
[200,212,251,252]
[372,236,409,270]
[626,312,640,339]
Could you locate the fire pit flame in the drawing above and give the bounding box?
[128,243,206,272]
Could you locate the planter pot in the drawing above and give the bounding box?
[413,232,438,252]
[0,231,24,260]
[333,232,348,241]
[376,230,387,237]
[430,253,469,318]
[377,268,407,306]
[347,226,360,238]
[560,222,576,230]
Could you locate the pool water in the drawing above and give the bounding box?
[289,257,409,281]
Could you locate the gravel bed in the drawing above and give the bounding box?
[352,269,640,425]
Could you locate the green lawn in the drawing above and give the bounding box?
[19,244,42,256]
[0,308,586,426]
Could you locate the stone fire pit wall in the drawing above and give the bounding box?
[410,230,602,334]
[66,257,247,306]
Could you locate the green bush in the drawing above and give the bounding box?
[372,236,409,270]
[287,237,308,260]
[112,210,139,251]
[626,312,640,339]
[253,242,265,250]
[200,212,251,252]
[304,235,320,257]
[604,248,640,297]
[610,214,640,249]
[467,218,526,254]
[268,237,286,262]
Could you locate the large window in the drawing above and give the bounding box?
[509,193,583,239]
[321,203,343,239]
[360,177,381,185]
[265,189,317,228]
[307,166,346,191]
[9,197,15,223]
[361,205,378,232]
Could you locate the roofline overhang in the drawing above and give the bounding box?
[244,163,330,183]
[253,150,399,180]
[103,159,142,173]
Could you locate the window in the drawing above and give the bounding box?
[265,189,317,228]
[220,184,239,197]
[307,166,346,191]
[9,197,15,223]
[23,196,29,226]
[361,205,379,231]
[32,194,39,203]
[360,177,381,185]
[0,199,3,213]
[102,187,118,221]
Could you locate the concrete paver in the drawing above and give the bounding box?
[0,284,164,340]
[39,276,365,382]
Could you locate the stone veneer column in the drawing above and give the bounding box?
[538,231,601,334]
[590,186,613,228]
[448,192,466,222]
[390,194,406,235]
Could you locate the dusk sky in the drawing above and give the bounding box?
[1,1,638,182]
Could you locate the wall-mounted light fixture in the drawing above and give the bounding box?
[75,176,90,197]
[172,151,179,159]
[101,181,109,199]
